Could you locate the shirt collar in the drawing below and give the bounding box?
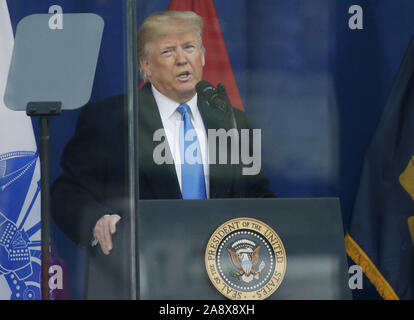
[151,84,198,120]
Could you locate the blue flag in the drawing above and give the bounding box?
[0,1,41,300]
[345,35,414,300]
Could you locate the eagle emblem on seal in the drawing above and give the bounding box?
[227,239,265,283]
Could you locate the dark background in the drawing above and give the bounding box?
[6,0,414,299]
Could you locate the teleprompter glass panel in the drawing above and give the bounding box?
[1,0,360,301]
[8,0,402,300]
[134,1,350,300]
[28,0,413,301]
[32,0,134,300]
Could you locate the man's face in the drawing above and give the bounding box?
[140,31,205,103]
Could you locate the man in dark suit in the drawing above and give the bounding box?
[51,11,273,259]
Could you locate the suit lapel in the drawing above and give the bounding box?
[198,97,235,198]
[138,83,181,199]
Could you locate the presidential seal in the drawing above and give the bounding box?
[205,218,286,300]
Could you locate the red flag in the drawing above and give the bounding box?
[167,0,244,110]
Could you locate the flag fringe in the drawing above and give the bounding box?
[345,233,399,300]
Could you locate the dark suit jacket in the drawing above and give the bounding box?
[51,83,274,298]
[52,82,273,245]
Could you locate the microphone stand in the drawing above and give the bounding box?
[216,83,238,130]
[26,101,62,300]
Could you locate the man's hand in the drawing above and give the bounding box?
[93,214,121,255]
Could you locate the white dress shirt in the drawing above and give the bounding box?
[152,85,210,198]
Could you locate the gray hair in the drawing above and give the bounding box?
[137,11,205,82]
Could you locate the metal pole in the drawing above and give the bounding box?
[126,0,139,300]
[40,116,50,300]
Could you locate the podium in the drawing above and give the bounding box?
[86,198,352,300]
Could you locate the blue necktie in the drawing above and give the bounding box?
[177,104,207,199]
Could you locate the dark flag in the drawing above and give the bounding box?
[345,35,414,299]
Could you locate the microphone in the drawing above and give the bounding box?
[196,80,238,130]
[196,80,228,112]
